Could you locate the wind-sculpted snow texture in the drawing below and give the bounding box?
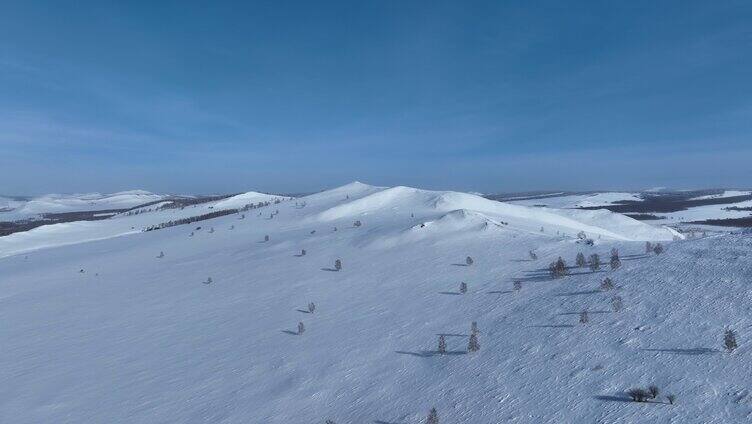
[2,182,746,423]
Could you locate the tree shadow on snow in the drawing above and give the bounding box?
[528,324,574,328]
[321,267,339,272]
[395,350,466,357]
[640,347,718,355]
[374,421,407,424]
[553,290,601,297]
[451,263,469,267]
[293,254,305,257]
[437,333,468,337]
[296,309,311,314]
[281,330,299,336]
[594,395,634,403]
[438,291,462,295]
[558,310,611,315]
[510,259,534,262]
[488,290,513,294]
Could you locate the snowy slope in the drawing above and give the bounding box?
[508,192,642,209]
[1,182,744,424]
[0,190,166,221]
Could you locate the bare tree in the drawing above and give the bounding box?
[627,388,650,402]
[576,252,586,267]
[298,322,305,335]
[308,302,316,313]
[724,329,738,352]
[549,257,567,278]
[610,248,621,270]
[579,310,589,324]
[426,407,439,424]
[459,282,468,294]
[334,259,342,271]
[438,335,446,354]
[467,333,480,352]
[466,256,474,266]
[589,254,601,271]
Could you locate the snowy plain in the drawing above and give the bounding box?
[1,182,749,423]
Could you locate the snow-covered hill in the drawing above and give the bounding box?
[1,182,746,423]
[0,190,166,221]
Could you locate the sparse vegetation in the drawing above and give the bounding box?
[627,388,650,402]
[611,296,623,312]
[467,333,480,352]
[610,248,621,269]
[576,252,586,267]
[426,407,439,424]
[589,254,601,271]
[549,257,567,278]
[724,329,738,352]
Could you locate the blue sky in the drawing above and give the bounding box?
[1,1,751,195]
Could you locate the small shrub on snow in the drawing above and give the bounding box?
[466,256,474,266]
[529,250,538,260]
[666,394,676,405]
[334,259,342,271]
[610,249,621,269]
[353,220,362,227]
[157,251,164,258]
[438,335,446,354]
[264,234,269,242]
[648,385,660,399]
[467,333,480,352]
[579,310,589,324]
[724,329,738,352]
[459,282,468,294]
[611,296,623,312]
[301,249,307,256]
[600,278,614,291]
[471,321,479,335]
[308,302,316,313]
[653,243,664,255]
[513,281,522,291]
[298,322,305,335]
[645,241,653,254]
[426,407,439,424]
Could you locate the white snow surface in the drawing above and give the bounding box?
[3,182,744,424]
